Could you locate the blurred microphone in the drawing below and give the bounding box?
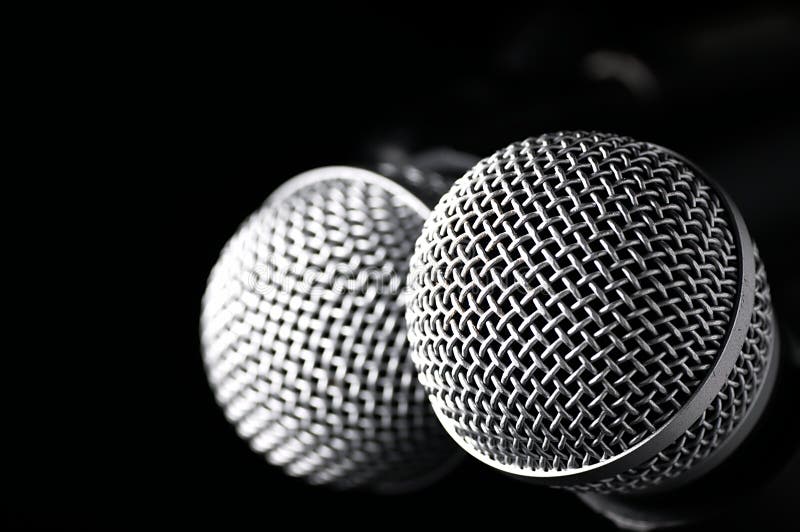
[200,159,469,492]
[406,132,796,526]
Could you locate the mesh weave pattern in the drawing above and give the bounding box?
[574,250,772,492]
[407,132,763,487]
[201,169,455,489]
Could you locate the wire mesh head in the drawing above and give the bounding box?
[201,166,458,491]
[406,132,775,492]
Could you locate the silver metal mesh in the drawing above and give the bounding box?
[406,132,774,491]
[574,249,773,492]
[201,167,457,490]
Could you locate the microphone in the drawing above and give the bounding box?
[406,132,793,524]
[200,162,464,492]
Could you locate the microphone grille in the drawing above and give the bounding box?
[201,166,457,491]
[406,132,775,491]
[577,251,773,492]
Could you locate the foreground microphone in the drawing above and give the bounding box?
[406,132,779,501]
[201,164,463,491]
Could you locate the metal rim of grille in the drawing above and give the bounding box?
[406,132,769,487]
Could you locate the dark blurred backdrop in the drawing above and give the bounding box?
[38,4,800,531]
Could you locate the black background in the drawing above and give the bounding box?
[20,4,800,531]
